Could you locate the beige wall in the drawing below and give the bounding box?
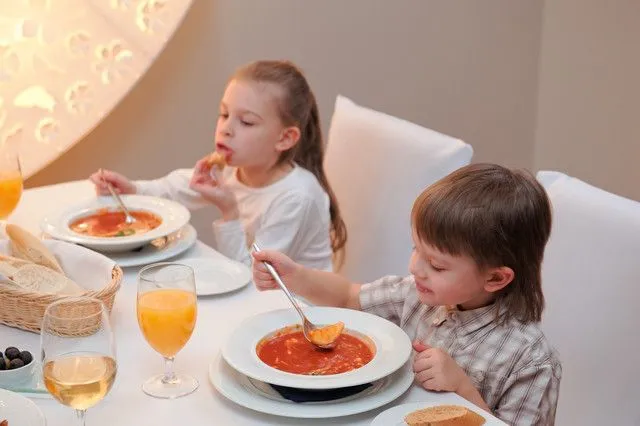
[535,0,640,201]
[26,0,545,243]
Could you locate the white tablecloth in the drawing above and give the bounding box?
[2,180,467,425]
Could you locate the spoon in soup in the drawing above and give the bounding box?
[100,169,136,225]
[252,242,344,350]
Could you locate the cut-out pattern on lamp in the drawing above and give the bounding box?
[0,0,194,178]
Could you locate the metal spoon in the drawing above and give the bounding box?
[252,242,342,350]
[100,169,135,225]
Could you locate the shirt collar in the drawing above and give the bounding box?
[431,303,503,335]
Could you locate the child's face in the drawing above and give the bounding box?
[215,79,297,169]
[409,234,494,310]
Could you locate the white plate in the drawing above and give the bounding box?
[0,388,46,425]
[106,224,198,268]
[370,400,507,426]
[210,353,413,419]
[222,307,412,390]
[177,257,251,296]
[40,195,191,253]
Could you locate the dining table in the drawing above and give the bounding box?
[2,180,478,425]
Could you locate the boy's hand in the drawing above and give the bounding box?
[412,341,469,393]
[252,250,303,291]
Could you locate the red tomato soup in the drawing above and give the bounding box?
[256,327,374,375]
[70,209,162,237]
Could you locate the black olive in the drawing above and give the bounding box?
[9,358,24,369]
[19,351,33,365]
[4,347,20,360]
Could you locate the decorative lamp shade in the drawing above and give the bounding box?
[0,0,194,178]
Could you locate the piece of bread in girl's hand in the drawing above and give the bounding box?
[404,405,485,426]
[206,151,227,172]
[5,224,65,275]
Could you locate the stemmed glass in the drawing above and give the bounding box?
[137,262,198,398]
[41,297,117,426]
[0,147,22,228]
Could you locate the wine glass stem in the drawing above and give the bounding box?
[162,356,178,384]
[75,409,87,426]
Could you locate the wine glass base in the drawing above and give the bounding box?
[142,373,199,399]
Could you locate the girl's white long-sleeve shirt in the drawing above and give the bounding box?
[134,165,333,271]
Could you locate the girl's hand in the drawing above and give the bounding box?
[89,169,136,195]
[189,156,239,220]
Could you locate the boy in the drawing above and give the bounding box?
[252,163,561,425]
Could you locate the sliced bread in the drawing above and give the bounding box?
[5,224,65,274]
[404,405,485,426]
[13,264,84,295]
[0,261,19,279]
[0,254,33,269]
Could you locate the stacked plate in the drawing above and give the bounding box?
[211,306,414,419]
[40,195,197,267]
[0,388,46,425]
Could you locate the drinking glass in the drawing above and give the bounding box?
[0,147,22,223]
[137,262,198,398]
[41,297,117,426]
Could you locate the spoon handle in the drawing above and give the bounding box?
[251,242,307,322]
[100,169,134,219]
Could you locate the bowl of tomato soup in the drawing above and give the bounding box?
[40,195,190,253]
[222,307,412,390]
[256,324,375,376]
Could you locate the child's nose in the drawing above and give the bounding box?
[218,122,233,137]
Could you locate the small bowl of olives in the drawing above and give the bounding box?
[0,346,36,387]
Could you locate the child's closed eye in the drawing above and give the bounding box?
[430,263,445,272]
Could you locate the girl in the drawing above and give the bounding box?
[252,164,561,426]
[90,60,346,270]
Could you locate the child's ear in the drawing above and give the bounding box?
[275,126,301,152]
[484,266,515,293]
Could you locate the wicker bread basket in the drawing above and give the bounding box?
[0,239,122,334]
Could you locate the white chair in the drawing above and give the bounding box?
[324,95,473,282]
[538,171,640,426]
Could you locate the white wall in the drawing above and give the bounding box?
[25,0,545,245]
[535,0,640,201]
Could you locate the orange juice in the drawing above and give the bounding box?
[0,171,22,219]
[137,289,197,358]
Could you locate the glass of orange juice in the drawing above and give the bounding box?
[41,297,117,426]
[0,147,22,222]
[137,262,198,398]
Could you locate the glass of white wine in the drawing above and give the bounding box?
[41,297,117,426]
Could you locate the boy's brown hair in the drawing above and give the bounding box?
[411,163,552,323]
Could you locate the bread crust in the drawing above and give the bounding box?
[207,152,226,171]
[404,405,486,426]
